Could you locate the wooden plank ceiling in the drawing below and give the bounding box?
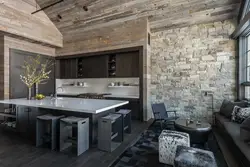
[0,0,62,47]
[35,0,240,34]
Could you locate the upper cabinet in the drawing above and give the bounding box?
[115,51,139,77]
[78,55,108,78]
[57,58,77,79]
[56,51,139,79]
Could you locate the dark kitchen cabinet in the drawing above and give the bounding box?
[56,50,140,79]
[59,58,77,79]
[115,51,139,77]
[17,106,45,143]
[79,55,108,78]
[37,57,55,96]
[105,97,141,120]
[10,49,55,98]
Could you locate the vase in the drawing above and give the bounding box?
[35,83,39,95]
[27,87,32,100]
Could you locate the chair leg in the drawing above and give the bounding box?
[160,121,163,130]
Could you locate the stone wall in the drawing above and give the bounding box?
[150,19,237,121]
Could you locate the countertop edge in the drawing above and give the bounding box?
[0,99,129,114]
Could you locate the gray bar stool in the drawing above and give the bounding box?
[117,109,132,140]
[60,116,89,156]
[98,113,123,152]
[36,114,64,150]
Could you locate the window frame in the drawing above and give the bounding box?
[235,0,250,100]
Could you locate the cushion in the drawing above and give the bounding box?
[220,100,247,118]
[241,117,250,142]
[174,145,217,167]
[224,121,240,139]
[224,122,250,162]
[241,116,250,130]
[231,106,250,123]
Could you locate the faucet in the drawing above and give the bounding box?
[55,87,64,99]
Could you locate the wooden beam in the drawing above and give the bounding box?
[31,0,64,14]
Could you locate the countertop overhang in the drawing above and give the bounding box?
[0,97,129,114]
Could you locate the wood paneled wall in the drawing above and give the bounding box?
[56,17,148,56]
[0,35,4,100]
[0,0,63,47]
[2,36,55,99]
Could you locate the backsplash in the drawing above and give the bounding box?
[56,78,140,97]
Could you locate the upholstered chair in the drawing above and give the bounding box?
[159,130,190,165]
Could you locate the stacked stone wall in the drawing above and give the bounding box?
[151,19,237,121]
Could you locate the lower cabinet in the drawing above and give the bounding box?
[105,97,141,120]
[17,106,46,143]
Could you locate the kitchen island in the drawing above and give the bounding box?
[0,97,129,145]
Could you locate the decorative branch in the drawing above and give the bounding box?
[20,55,53,88]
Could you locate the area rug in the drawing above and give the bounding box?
[111,123,227,167]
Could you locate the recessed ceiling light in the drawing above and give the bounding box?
[83,6,88,11]
[57,14,62,19]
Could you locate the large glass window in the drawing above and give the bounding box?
[247,36,250,81]
[245,36,250,99]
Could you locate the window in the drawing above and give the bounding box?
[247,36,250,81]
[244,36,250,99]
[235,0,250,99]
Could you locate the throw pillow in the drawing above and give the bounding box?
[220,100,247,118]
[240,117,250,142]
[231,106,250,123]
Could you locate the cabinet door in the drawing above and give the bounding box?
[10,49,53,98]
[17,106,45,143]
[58,58,77,79]
[37,57,55,96]
[105,97,140,120]
[81,55,108,78]
[116,51,139,77]
[69,58,78,78]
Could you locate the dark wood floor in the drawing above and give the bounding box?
[0,120,153,167]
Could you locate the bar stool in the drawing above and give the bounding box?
[117,109,132,140]
[98,113,123,152]
[36,114,64,150]
[60,116,89,156]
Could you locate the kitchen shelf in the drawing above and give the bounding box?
[0,121,17,131]
[61,85,89,88]
[108,69,116,71]
[108,85,138,88]
[0,113,16,118]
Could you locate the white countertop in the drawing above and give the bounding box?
[0,97,129,114]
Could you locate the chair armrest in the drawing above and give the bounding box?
[166,111,176,113]
[166,111,177,118]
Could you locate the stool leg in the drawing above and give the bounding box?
[60,121,72,152]
[115,116,123,142]
[77,119,89,156]
[51,120,56,150]
[36,119,43,147]
[127,113,132,134]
